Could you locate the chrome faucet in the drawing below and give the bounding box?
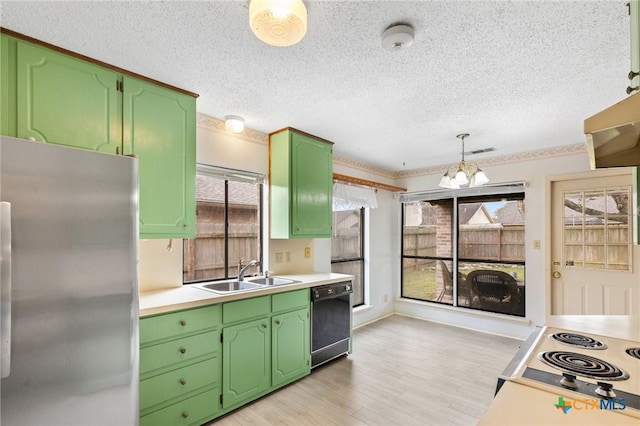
[237,257,260,281]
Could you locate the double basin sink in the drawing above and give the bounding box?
[194,277,300,294]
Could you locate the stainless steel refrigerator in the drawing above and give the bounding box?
[1,136,139,425]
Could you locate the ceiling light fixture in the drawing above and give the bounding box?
[381,24,414,51]
[224,115,245,133]
[438,133,490,189]
[249,0,307,47]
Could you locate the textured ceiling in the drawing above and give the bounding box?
[0,1,631,172]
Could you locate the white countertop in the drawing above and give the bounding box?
[139,273,353,317]
[545,315,639,341]
[479,381,639,425]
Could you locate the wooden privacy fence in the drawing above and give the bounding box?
[403,225,525,263]
[183,201,261,281]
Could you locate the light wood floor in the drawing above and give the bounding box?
[211,314,522,426]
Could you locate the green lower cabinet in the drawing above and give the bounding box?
[272,307,310,388]
[139,305,221,425]
[140,331,219,377]
[222,317,271,409]
[140,357,218,414]
[140,388,219,426]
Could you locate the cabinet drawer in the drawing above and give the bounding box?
[140,388,218,426]
[140,357,219,413]
[140,305,220,346]
[140,331,218,377]
[272,289,309,312]
[223,295,270,324]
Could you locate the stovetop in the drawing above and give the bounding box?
[509,326,640,417]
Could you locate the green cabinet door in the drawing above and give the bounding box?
[1,35,15,136]
[15,40,121,153]
[271,307,310,388]
[222,317,271,408]
[291,132,333,237]
[123,76,196,238]
[631,0,640,92]
[270,128,333,238]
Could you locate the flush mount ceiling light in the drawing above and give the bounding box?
[438,133,490,189]
[249,0,307,47]
[224,115,245,133]
[381,24,414,51]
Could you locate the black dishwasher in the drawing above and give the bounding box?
[310,281,353,368]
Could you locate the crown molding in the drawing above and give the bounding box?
[197,113,268,145]
[394,143,587,179]
[332,154,398,179]
[195,113,587,180]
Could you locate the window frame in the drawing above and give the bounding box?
[331,207,366,307]
[183,164,264,284]
[400,186,526,316]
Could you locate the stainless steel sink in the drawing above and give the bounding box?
[247,277,300,286]
[195,280,267,293]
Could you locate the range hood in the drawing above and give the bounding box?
[584,91,640,169]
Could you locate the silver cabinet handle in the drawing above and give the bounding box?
[1,202,12,378]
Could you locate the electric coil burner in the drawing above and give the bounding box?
[537,350,630,397]
[626,348,640,360]
[549,332,607,349]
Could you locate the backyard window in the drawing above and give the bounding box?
[401,184,526,316]
[183,164,264,283]
[331,207,365,307]
[331,181,376,307]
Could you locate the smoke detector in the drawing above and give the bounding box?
[381,24,414,51]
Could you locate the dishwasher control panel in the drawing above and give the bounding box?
[311,281,353,300]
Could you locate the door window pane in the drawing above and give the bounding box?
[562,187,631,271]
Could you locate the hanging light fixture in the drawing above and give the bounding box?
[438,133,490,189]
[249,0,307,47]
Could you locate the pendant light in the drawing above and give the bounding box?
[438,133,490,189]
[249,0,307,47]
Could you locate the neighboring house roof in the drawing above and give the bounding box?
[494,201,525,225]
[459,203,493,225]
[196,175,258,206]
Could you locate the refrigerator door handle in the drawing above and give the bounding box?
[1,201,11,378]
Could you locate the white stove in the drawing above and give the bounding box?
[505,326,640,419]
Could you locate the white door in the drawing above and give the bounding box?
[550,170,639,315]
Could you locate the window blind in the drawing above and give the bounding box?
[196,163,265,184]
[399,181,526,203]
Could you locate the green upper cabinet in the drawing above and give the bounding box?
[1,35,14,136]
[1,31,197,239]
[14,40,121,153]
[123,77,196,238]
[631,0,640,93]
[269,128,333,239]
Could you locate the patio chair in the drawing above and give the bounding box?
[436,261,468,303]
[467,269,520,314]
